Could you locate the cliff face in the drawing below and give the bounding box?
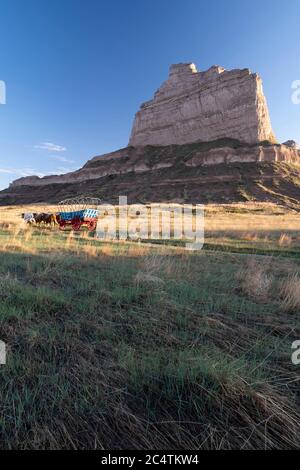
[2,61,300,205]
[129,63,276,146]
[8,140,300,189]
[2,155,300,206]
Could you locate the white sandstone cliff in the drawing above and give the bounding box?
[7,62,300,192]
[129,63,276,147]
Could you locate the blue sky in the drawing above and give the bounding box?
[0,0,299,189]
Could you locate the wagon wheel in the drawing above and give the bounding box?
[87,220,97,232]
[72,218,82,231]
[59,220,67,231]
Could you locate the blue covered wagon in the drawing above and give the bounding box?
[57,197,101,232]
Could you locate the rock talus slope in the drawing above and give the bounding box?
[9,140,300,188]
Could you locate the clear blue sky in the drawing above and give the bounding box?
[0,0,299,189]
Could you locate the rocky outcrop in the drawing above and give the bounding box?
[3,153,300,207]
[129,63,276,147]
[9,140,300,188]
[3,61,300,206]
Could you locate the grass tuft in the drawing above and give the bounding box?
[279,272,300,313]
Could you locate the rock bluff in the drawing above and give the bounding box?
[129,63,276,147]
[9,141,300,188]
[3,61,300,200]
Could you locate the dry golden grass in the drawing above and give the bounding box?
[279,272,300,313]
[81,243,99,258]
[278,233,293,247]
[236,257,273,301]
[205,203,300,238]
[1,202,300,252]
[243,233,259,242]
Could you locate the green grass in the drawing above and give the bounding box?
[0,224,299,449]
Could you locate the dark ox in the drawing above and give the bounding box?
[31,213,59,226]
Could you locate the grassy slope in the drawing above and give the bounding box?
[1,160,300,206]
[0,218,299,449]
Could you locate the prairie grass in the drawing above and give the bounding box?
[278,233,293,247]
[0,205,299,449]
[279,272,300,313]
[236,257,273,301]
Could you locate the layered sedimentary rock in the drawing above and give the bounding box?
[2,61,300,205]
[2,142,300,206]
[9,140,300,188]
[129,63,276,146]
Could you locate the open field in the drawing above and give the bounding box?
[0,204,299,449]
[2,202,300,256]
